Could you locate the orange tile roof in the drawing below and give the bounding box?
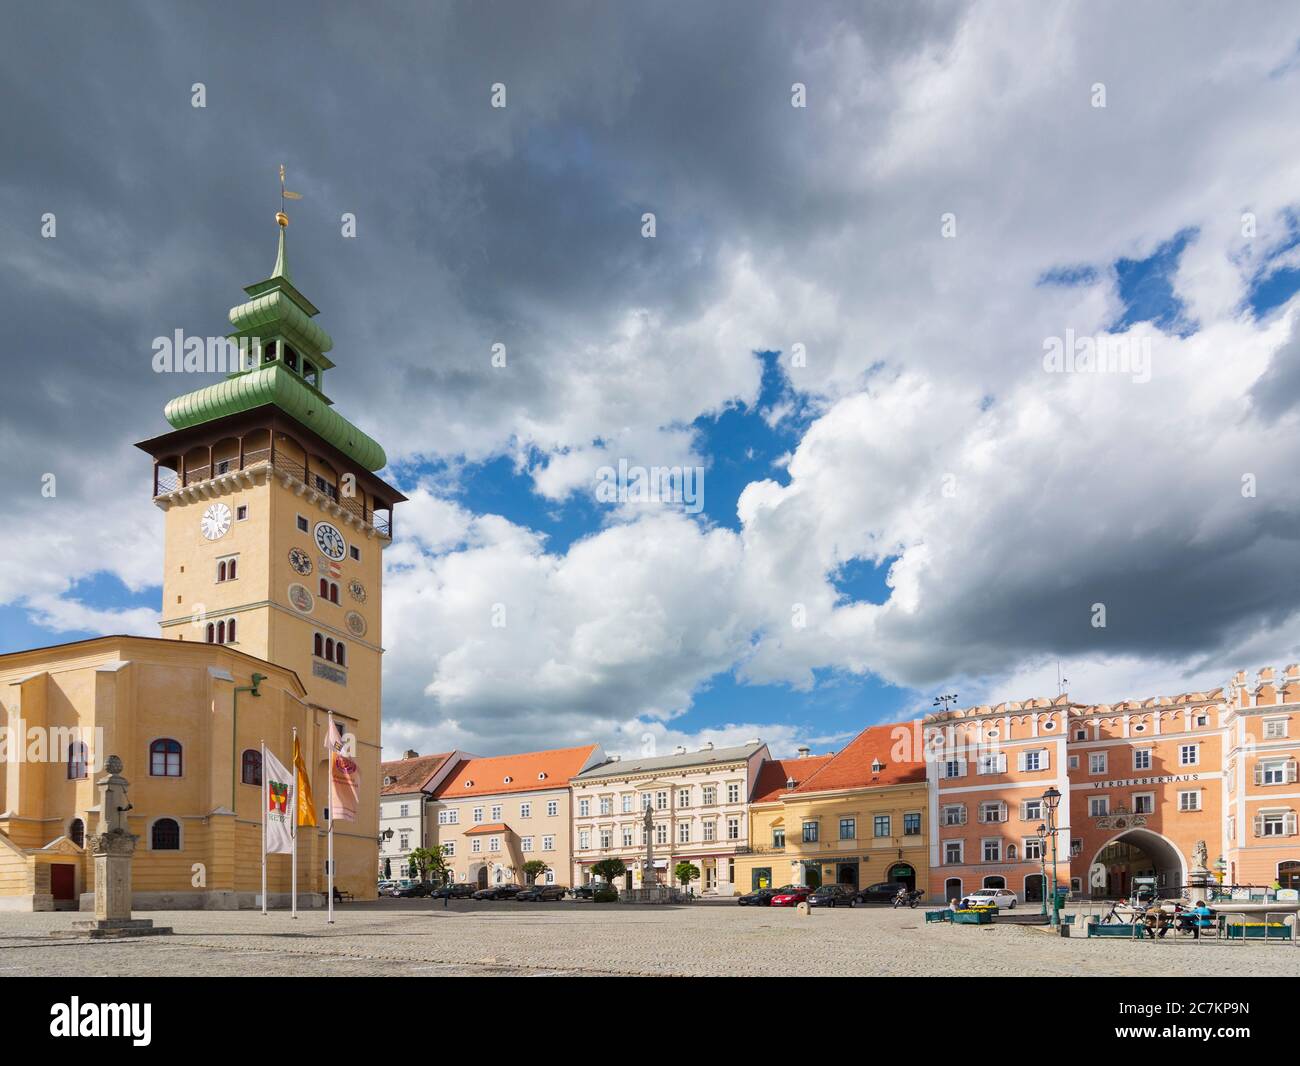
[380,752,454,795]
[463,823,512,836]
[751,755,834,803]
[433,744,599,799]
[790,722,926,794]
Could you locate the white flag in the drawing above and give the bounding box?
[264,748,295,855]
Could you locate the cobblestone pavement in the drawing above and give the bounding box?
[1,901,1296,977]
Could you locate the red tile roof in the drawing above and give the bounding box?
[433,745,599,799]
[751,755,834,803]
[790,722,925,794]
[380,752,454,795]
[463,823,513,836]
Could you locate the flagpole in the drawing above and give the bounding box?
[327,713,335,925]
[260,739,268,916]
[291,726,299,920]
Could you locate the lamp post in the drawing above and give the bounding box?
[1042,787,1063,927]
[1035,824,1048,918]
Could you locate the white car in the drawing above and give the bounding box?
[961,888,1018,909]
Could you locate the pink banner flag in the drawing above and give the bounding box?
[330,752,360,821]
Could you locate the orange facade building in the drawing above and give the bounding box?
[924,666,1300,903]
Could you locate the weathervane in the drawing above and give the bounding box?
[277,164,302,227]
[933,693,959,714]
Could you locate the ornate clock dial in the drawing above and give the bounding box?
[288,548,313,576]
[345,610,367,637]
[347,579,367,603]
[201,503,232,541]
[313,521,346,561]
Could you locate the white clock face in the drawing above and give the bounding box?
[201,503,232,541]
[314,521,346,561]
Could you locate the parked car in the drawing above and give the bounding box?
[808,884,851,908]
[769,886,814,907]
[472,883,523,900]
[570,883,596,899]
[394,882,432,898]
[517,884,567,902]
[376,880,397,894]
[736,887,782,906]
[850,881,911,906]
[961,888,1017,910]
[431,882,477,899]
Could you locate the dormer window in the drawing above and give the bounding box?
[871,759,884,774]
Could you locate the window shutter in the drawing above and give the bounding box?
[1253,815,1265,837]
[1287,813,1298,837]
[1038,748,1049,770]
[1289,761,1298,785]
[1254,765,1264,785]
[959,806,967,825]
[997,752,1007,773]
[1017,752,1026,772]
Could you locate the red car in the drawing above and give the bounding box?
[768,886,813,907]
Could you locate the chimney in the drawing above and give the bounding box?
[403,749,419,760]
[699,741,714,751]
[797,746,811,759]
[610,754,622,762]
[674,745,687,755]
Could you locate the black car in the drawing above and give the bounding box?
[850,881,910,907]
[808,884,851,907]
[736,887,781,906]
[571,883,596,899]
[472,883,523,900]
[430,882,476,899]
[517,884,567,901]
[394,882,433,898]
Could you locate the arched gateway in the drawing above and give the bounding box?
[1088,828,1187,898]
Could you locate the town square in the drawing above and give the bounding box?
[1,1,1299,1045]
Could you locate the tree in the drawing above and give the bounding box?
[408,846,452,885]
[674,862,701,892]
[522,860,548,885]
[590,857,627,887]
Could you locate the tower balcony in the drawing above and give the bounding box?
[153,447,393,539]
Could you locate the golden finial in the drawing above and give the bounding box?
[277,163,302,227]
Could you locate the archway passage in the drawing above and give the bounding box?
[1090,829,1185,898]
[888,863,916,890]
[476,866,488,889]
[944,877,962,901]
[836,863,859,888]
[1025,873,1045,903]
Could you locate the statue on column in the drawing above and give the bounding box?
[642,804,655,887]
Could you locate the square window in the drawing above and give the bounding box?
[350,545,360,561]
[1179,744,1199,767]
[297,515,309,533]
[236,505,248,521]
[840,817,857,840]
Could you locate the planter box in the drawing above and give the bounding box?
[1225,923,1289,940]
[952,910,992,925]
[925,910,951,923]
[1087,922,1141,938]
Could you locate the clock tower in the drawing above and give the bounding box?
[136,209,405,897]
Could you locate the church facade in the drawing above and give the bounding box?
[0,212,402,909]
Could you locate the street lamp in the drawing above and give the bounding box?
[1042,787,1063,927]
[1035,823,1048,918]
[1214,855,1227,899]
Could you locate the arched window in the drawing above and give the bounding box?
[329,582,339,604]
[335,641,346,667]
[150,738,182,777]
[206,622,215,643]
[228,558,237,580]
[69,818,85,847]
[242,748,262,786]
[217,560,227,582]
[314,632,323,657]
[226,617,236,643]
[67,741,87,780]
[320,577,328,598]
[216,620,225,644]
[151,818,181,850]
[325,637,334,662]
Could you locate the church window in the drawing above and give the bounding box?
[314,632,324,657]
[150,739,183,777]
[242,749,262,786]
[69,818,85,847]
[67,742,88,780]
[335,641,346,667]
[151,818,181,850]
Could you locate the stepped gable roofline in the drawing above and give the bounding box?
[790,722,925,794]
[572,741,767,780]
